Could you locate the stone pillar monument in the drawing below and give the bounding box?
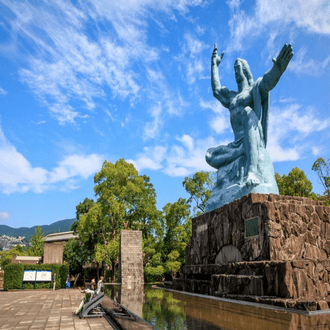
[118,230,144,317]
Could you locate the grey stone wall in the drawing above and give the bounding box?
[119,230,143,287]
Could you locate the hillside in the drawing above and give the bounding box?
[0,218,77,242]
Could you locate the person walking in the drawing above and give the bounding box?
[52,273,56,291]
[66,275,70,289]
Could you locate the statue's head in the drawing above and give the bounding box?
[234,58,253,86]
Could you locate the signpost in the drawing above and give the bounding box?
[36,270,52,282]
[22,270,52,289]
[22,270,37,289]
[23,270,36,281]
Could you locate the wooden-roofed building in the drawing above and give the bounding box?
[43,231,78,264]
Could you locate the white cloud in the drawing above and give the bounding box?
[288,47,330,76]
[0,87,7,95]
[226,0,330,54]
[31,120,46,125]
[0,212,10,220]
[312,146,323,157]
[128,146,167,171]
[130,135,221,177]
[257,0,330,35]
[200,99,230,134]
[268,103,330,162]
[1,0,207,125]
[0,124,104,194]
[143,103,163,140]
[184,34,209,84]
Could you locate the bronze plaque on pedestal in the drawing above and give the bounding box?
[245,216,260,239]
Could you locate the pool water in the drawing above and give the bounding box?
[105,285,330,330]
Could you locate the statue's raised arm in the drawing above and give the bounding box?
[260,43,294,93]
[211,44,230,108]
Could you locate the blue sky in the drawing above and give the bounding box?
[0,0,329,228]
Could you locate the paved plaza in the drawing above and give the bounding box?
[0,289,113,330]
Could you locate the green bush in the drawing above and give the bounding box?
[3,263,69,291]
[144,265,164,283]
[59,264,69,288]
[4,263,24,290]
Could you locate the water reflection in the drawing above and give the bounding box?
[105,285,330,330]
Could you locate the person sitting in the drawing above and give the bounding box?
[92,276,104,298]
[81,278,96,293]
[74,276,104,315]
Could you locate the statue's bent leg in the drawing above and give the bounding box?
[242,107,262,187]
[206,143,244,169]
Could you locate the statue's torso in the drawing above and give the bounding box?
[229,87,253,141]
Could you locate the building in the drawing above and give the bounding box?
[43,231,78,264]
[12,255,42,264]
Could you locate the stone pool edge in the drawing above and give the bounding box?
[152,285,330,316]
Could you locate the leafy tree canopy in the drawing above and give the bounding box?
[275,167,313,197]
[312,157,330,204]
[27,226,44,257]
[162,198,190,258]
[183,171,215,216]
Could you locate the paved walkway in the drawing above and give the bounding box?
[0,289,113,330]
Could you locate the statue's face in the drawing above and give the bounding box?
[234,60,244,83]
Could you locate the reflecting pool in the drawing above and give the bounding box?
[105,285,330,330]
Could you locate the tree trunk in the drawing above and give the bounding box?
[96,262,99,283]
[111,260,116,283]
[81,266,85,287]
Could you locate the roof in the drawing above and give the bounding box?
[15,256,42,261]
[43,231,78,242]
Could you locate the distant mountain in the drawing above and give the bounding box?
[0,218,77,243]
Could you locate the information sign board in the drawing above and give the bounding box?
[245,216,260,239]
[36,270,52,282]
[23,270,36,282]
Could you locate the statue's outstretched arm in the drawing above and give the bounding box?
[211,44,230,108]
[260,43,294,93]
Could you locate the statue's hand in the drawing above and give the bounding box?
[212,43,224,67]
[272,43,294,74]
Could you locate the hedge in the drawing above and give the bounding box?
[4,263,69,291]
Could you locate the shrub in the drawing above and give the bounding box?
[4,263,24,290]
[144,265,164,283]
[3,263,69,291]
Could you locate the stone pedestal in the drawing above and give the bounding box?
[118,230,143,288]
[168,194,330,310]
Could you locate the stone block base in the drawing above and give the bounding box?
[186,193,330,265]
[183,259,330,299]
[174,194,330,310]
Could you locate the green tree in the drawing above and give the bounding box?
[94,159,145,240]
[71,197,95,233]
[165,250,181,280]
[0,245,26,269]
[75,159,162,282]
[312,157,330,205]
[63,238,90,282]
[125,175,162,239]
[27,226,45,257]
[172,217,192,264]
[183,171,215,216]
[162,198,190,259]
[275,167,313,197]
[78,202,110,281]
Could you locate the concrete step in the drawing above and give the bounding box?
[212,274,264,296]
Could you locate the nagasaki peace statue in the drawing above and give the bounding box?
[205,43,294,212]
